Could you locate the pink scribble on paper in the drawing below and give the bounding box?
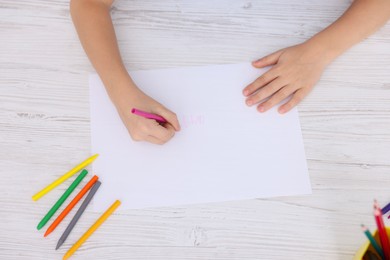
[179,114,205,128]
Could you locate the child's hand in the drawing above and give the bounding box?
[111,85,181,145]
[243,42,329,114]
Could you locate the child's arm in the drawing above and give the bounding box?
[243,0,390,114]
[70,0,180,145]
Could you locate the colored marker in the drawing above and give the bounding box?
[44,175,99,237]
[37,169,89,230]
[374,207,390,260]
[63,200,121,260]
[131,108,167,123]
[361,224,384,259]
[56,181,101,250]
[32,154,98,201]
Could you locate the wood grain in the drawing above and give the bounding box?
[1,0,390,259]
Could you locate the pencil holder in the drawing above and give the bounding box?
[354,228,390,260]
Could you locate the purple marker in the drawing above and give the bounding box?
[131,108,167,123]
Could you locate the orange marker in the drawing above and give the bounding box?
[44,175,99,237]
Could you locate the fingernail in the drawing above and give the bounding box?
[258,106,264,112]
[243,90,249,96]
[246,100,252,106]
[279,108,285,114]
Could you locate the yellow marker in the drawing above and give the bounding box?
[32,154,99,201]
[63,200,121,260]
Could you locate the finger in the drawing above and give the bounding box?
[145,119,175,143]
[243,67,279,97]
[164,123,176,132]
[129,124,169,145]
[144,135,165,145]
[252,49,284,68]
[154,106,181,131]
[257,85,296,113]
[278,88,308,114]
[245,77,285,106]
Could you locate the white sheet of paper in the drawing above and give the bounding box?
[90,63,311,211]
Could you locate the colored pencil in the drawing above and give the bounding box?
[374,200,380,210]
[37,169,89,230]
[56,181,101,250]
[361,224,384,259]
[63,200,121,260]
[32,154,98,201]
[131,108,167,123]
[382,202,390,215]
[366,250,381,260]
[44,175,98,237]
[374,207,390,260]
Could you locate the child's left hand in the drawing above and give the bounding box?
[243,41,329,114]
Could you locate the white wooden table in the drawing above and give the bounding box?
[1,0,390,259]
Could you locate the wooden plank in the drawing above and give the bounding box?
[1,0,390,259]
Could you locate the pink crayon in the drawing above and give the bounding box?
[131,108,167,123]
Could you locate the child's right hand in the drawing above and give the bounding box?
[110,84,181,145]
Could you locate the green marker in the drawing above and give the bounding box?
[37,169,89,230]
